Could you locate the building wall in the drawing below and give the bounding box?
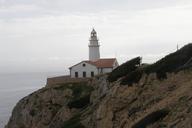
[97,60,119,74]
[98,68,113,74]
[70,62,98,78]
[46,75,89,87]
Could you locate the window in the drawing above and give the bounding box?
[83,72,86,78]
[75,72,78,78]
[82,63,86,67]
[91,72,94,77]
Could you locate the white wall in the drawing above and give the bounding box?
[98,68,113,74]
[103,68,113,73]
[89,46,100,61]
[97,60,119,74]
[70,62,98,78]
[70,59,119,78]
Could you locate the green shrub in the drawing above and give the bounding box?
[120,69,143,86]
[53,82,93,98]
[70,84,93,98]
[53,82,94,109]
[107,57,142,82]
[68,94,91,109]
[120,44,192,85]
[144,43,192,79]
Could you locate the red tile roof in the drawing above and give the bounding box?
[85,58,117,68]
[69,58,117,69]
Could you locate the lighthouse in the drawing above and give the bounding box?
[69,29,118,78]
[89,29,100,61]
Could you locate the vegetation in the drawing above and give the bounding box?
[111,44,192,85]
[144,43,192,79]
[62,113,85,128]
[53,82,94,109]
[132,109,169,128]
[68,94,91,109]
[107,57,142,82]
[120,69,143,85]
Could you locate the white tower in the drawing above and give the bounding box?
[89,29,100,61]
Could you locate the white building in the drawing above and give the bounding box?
[69,29,119,78]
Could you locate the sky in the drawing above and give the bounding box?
[0,0,192,73]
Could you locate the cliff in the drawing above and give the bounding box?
[6,44,192,128]
[5,82,94,128]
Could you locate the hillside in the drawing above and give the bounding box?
[5,44,192,128]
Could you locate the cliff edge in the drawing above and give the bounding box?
[6,44,192,128]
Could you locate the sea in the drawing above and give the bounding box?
[0,72,64,128]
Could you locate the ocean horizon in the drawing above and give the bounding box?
[0,72,65,128]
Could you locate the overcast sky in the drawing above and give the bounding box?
[0,0,192,73]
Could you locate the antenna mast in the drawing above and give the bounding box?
[177,44,179,51]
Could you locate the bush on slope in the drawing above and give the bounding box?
[107,57,142,82]
[118,43,192,85]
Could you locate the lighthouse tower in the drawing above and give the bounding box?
[89,29,100,61]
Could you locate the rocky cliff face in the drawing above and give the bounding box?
[5,82,93,128]
[82,71,192,128]
[6,70,192,128]
[6,44,192,128]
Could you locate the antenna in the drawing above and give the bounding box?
[177,44,179,51]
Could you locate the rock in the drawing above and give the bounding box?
[5,70,192,128]
[5,82,93,128]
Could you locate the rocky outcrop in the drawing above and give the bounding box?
[7,68,192,128]
[6,42,192,128]
[5,82,93,128]
[81,70,192,128]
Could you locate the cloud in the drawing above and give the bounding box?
[0,0,192,72]
[0,4,40,13]
[1,0,191,19]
